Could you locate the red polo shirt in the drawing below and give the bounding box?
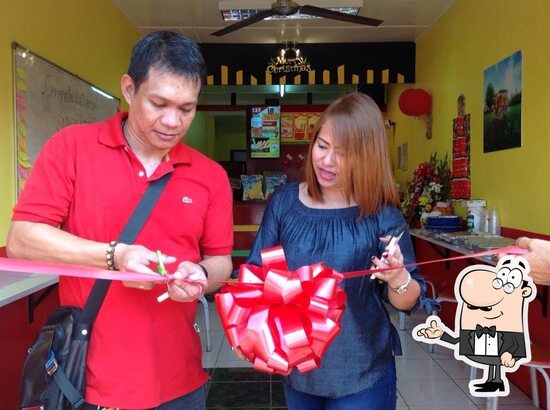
[12,112,233,408]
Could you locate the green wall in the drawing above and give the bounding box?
[187,113,246,161]
[186,111,209,154]
[0,0,140,242]
[214,116,247,161]
[388,0,550,234]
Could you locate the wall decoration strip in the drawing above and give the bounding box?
[367,69,374,84]
[382,69,389,84]
[200,42,415,86]
[337,65,345,84]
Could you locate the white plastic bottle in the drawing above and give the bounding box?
[467,206,485,232]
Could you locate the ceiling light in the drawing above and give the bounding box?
[221,7,360,21]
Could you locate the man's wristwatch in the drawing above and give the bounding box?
[391,272,411,294]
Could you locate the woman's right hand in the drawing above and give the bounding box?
[370,237,409,287]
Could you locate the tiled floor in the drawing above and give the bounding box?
[195,299,537,409]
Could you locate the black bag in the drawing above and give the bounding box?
[19,172,172,410]
[20,307,87,409]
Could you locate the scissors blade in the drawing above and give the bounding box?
[393,231,404,243]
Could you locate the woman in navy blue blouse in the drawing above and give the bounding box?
[246,92,431,409]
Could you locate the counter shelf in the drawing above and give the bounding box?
[410,229,547,317]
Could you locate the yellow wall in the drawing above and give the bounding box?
[390,0,550,234]
[5,0,548,238]
[386,83,431,193]
[0,1,140,242]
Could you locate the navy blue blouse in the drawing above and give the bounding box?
[246,183,430,397]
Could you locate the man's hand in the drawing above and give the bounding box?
[116,243,176,290]
[416,319,444,339]
[513,237,550,285]
[501,351,516,367]
[168,261,208,302]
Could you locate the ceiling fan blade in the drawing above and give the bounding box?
[211,9,275,36]
[300,5,383,27]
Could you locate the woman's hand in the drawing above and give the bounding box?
[370,236,410,288]
[168,261,208,302]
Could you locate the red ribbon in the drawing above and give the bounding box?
[215,246,346,375]
[344,245,527,279]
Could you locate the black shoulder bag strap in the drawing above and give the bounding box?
[48,172,172,409]
[78,171,173,331]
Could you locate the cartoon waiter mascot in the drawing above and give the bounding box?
[414,255,536,397]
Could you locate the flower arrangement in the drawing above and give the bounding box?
[401,153,451,227]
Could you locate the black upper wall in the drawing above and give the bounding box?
[200,42,415,86]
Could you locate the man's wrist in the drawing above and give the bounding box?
[197,263,209,278]
[106,240,119,270]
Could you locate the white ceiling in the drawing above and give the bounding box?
[111,0,455,44]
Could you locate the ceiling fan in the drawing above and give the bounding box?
[211,0,383,37]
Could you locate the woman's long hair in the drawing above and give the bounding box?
[304,92,399,218]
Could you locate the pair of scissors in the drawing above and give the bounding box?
[156,250,167,277]
[382,231,404,264]
[156,250,170,303]
[370,231,404,279]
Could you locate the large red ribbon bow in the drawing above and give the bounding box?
[215,246,346,375]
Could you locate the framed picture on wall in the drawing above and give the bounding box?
[483,50,522,153]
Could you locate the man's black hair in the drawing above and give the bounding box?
[128,31,206,90]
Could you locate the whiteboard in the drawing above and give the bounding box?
[12,43,119,194]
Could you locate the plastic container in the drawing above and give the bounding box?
[425,215,462,232]
[487,208,501,235]
[467,206,486,232]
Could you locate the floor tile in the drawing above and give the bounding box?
[397,335,432,359]
[271,381,286,408]
[199,299,537,409]
[397,358,450,380]
[207,381,271,408]
[397,379,477,406]
[212,367,271,382]
[202,332,223,368]
[408,405,478,409]
[435,358,477,380]
[396,390,407,408]
[454,377,534,407]
[215,337,255,368]
[216,358,254,368]
[417,339,456,359]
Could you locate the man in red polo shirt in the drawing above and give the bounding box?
[7,31,233,409]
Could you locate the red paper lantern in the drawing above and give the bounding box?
[398,88,432,116]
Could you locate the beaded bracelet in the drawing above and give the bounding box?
[106,240,119,271]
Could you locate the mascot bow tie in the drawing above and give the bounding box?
[475,324,497,338]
